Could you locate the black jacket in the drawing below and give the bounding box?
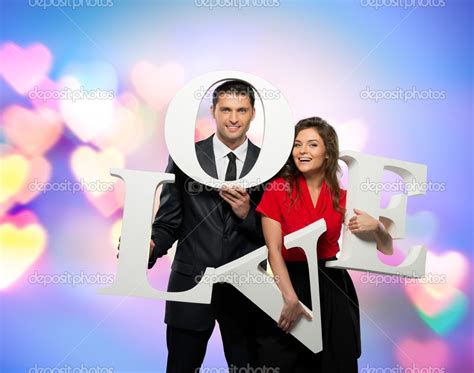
[149,134,265,330]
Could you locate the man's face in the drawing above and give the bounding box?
[211,92,255,149]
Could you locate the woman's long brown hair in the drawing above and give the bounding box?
[279,117,344,214]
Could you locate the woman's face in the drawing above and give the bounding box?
[292,128,327,176]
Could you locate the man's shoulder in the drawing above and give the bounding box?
[195,135,214,151]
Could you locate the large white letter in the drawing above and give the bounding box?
[100,168,325,353]
[99,169,215,302]
[203,219,326,353]
[165,70,294,188]
[326,151,427,277]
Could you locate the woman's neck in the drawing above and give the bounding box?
[302,171,324,190]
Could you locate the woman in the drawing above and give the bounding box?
[255,117,393,372]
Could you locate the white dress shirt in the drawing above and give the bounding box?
[213,134,248,180]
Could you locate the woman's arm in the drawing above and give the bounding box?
[262,216,312,333]
[348,208,393,255]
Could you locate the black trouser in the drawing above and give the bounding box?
[166,283,258,373]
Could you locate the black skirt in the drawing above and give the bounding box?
[255,259,361,373]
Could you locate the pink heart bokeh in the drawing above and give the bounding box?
[0,42,52,95]
[3,105,63,156]
[131,61,185,111]
[29,78,61,111]
[92,93,147,154]
[396,337,449,370]
[70,146,125,217]
[59,76,115,142]
[0,211,47,290]
[404,250,468,317]
[0,151,52,216]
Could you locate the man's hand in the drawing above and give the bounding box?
[219,185,250,220]
[117,237,155,259]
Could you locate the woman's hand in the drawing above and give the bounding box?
[348,208,379,234]
[348,208,394,255]
[278,295,312,333]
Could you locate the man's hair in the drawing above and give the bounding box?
[211,80,256,108]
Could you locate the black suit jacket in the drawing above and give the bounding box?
[149,134,265,331]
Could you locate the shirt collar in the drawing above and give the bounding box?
[213,134,248,162]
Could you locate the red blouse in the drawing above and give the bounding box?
[256,175,346,261]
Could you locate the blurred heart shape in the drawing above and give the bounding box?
[0,42,52,95]
[92,93,146,154]
[29,78,61,111]
[60,76,115,142]
[0,153,29,204]
[2,105,63,156]
[131,61,184,111]
[15,156,52,205]
[0,152,52,216]
[0,219,47,290]
[70,146,125,216]
[81,181,124,217]
[417,289,468,335]
[396,337,449,370]
[404,250,468,317]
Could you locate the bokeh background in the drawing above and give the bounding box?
[0,0,472,372]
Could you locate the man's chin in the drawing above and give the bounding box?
[223,133,245,142]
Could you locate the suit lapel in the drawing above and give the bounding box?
[196,135,218,179]
[239,140,260,178]
[196,136,261,223]
[196,135,225,219]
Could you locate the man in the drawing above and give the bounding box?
[148,80,265,372]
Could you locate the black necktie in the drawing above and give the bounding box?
[225,152,237,181]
